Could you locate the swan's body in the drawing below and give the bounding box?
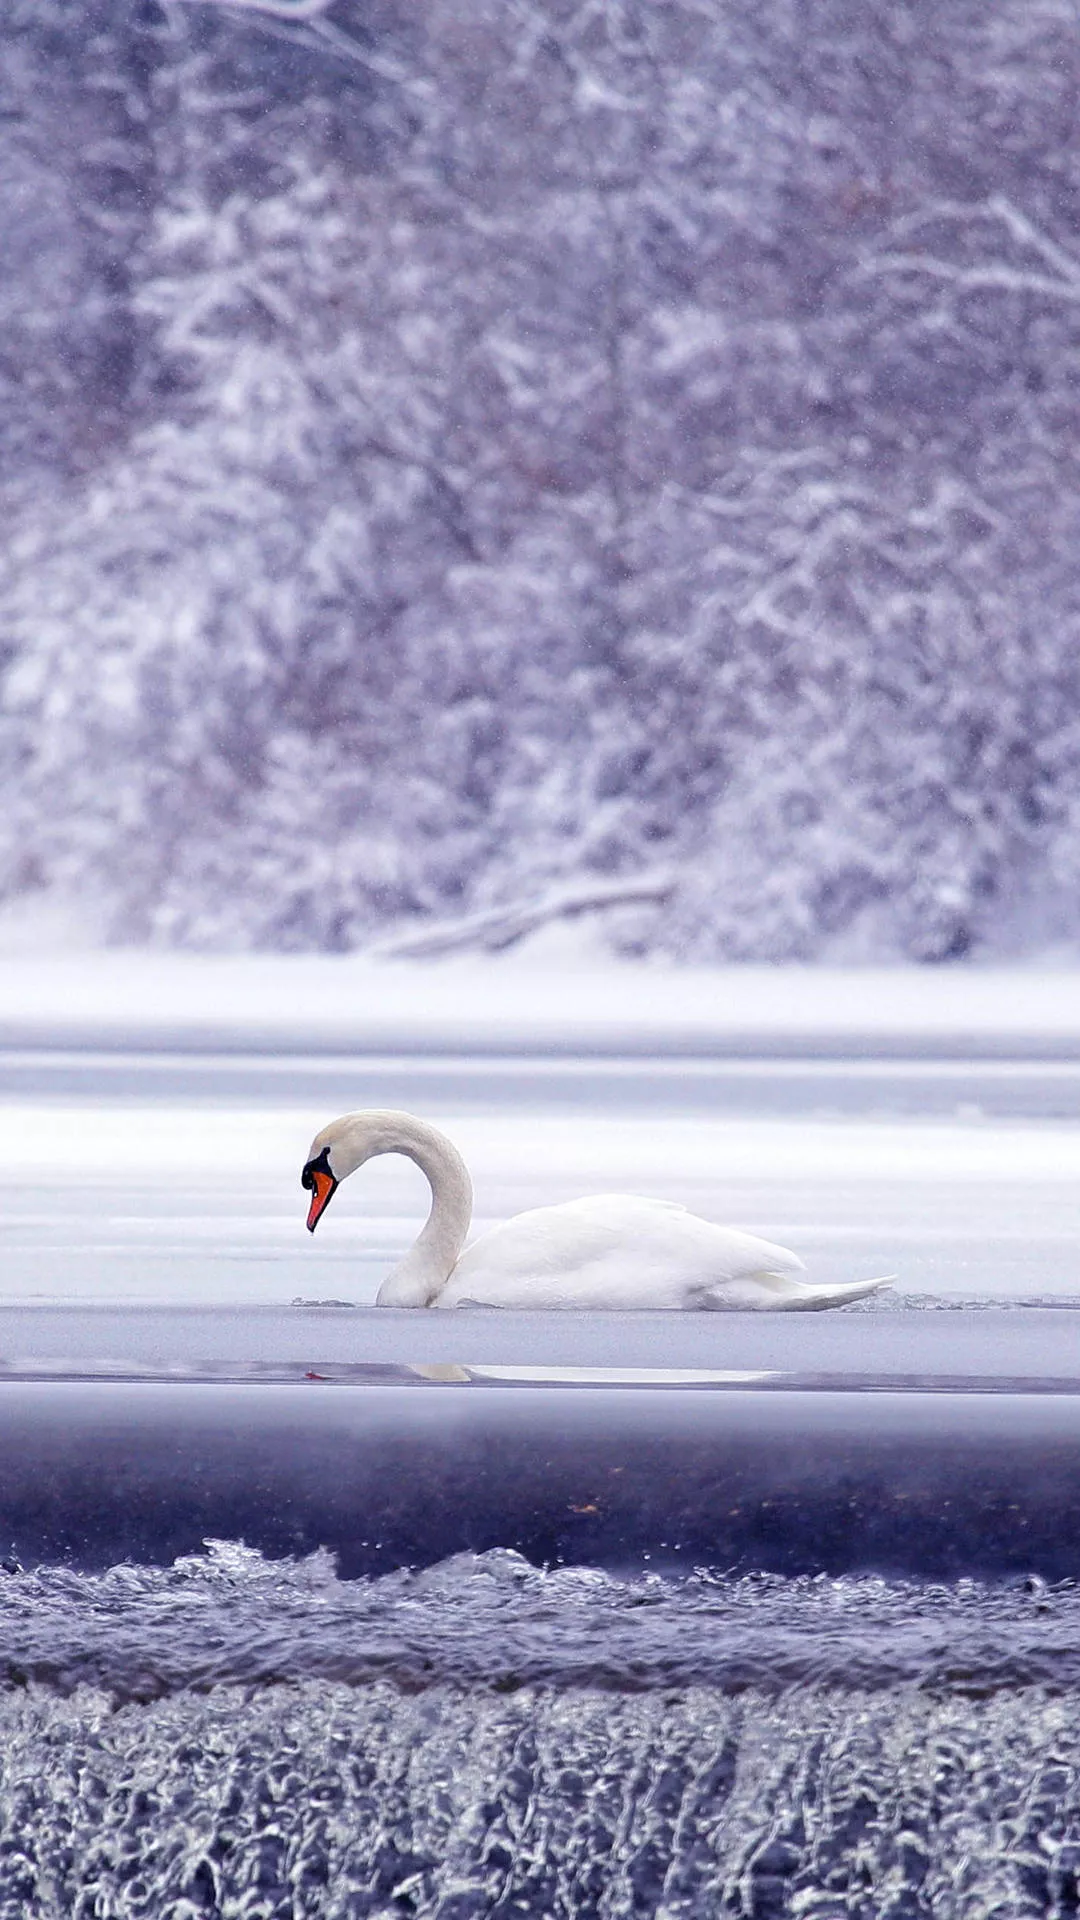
[432,1192,860,1311]
[301,1109,892,1311]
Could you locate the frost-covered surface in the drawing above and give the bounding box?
[14,1675,1080,1919]
[5,3,1080,961]
[6,952,1080,1056]
[4,1547,1080,1916]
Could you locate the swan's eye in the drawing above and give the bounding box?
[302,1144,333,1191]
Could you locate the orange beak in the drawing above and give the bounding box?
[305,1167,337,1232]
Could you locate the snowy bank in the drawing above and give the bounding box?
[0,953,1078,1058]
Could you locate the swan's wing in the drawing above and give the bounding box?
[439,1195,805,1309]
[545,1193,691,1221]
[448,1198,658,1295]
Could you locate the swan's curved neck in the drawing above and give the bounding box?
[371,1115,473,1307]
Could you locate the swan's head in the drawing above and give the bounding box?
[301,1141,339,1232]
[301,1110,431,1232]
[302,1115,375,1232]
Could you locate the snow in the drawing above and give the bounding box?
[1,951,1080,1058]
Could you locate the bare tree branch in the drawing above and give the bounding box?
[891,196,1080,287]
[166,0,432,89]
[865,195,1080,309]
[373,874,676,958]
[862,255,1080,303]
[170,0,333,22]
[985,196,1080,284]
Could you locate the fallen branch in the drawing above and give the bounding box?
[165,0,431,88]
[373,872,675,959]
[170,0,334,21]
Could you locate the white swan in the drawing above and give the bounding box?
[301,1109,893,1311]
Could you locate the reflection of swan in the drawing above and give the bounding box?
[302,1109,893,1311]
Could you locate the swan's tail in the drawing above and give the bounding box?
[763,1271,896,1311]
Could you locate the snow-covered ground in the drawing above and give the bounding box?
[1,951,1080,1057]
[0,956,1079,1308]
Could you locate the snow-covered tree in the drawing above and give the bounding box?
[5,0,1080,960]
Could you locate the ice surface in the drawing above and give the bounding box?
[3,1548,1080,1917]
[0,957,1079,1307]
[8,1670,1080,1917]
[1,1063,1080,1306]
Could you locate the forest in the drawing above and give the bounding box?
[3,0,1080,961]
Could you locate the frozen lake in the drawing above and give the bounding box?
[4,995,1080,1913]
[2,1048,1080,1308]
